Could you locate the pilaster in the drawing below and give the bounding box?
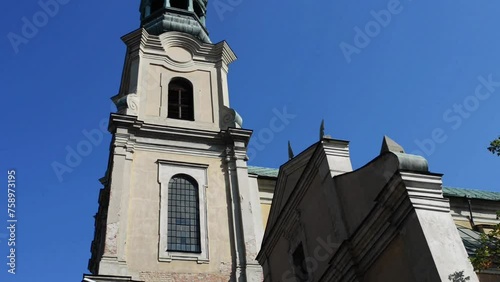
[223,128,263,282]
[98,129,135,277]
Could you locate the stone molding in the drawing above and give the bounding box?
[107,114,233,159]
[82,274,142,282]
[121,29,236,67]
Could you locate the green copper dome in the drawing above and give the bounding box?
[139,0,210,43]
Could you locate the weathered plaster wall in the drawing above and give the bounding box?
[363,235,417,282]
[260,204,271,228]
[362,212,441,282]
[127,150,233,280]
[267,239,293,282]
[296,171,340,280]
[139,63,217,128]
[256,177,275,230]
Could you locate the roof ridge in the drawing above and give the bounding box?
[248,165,278,169]
[247,167,500,200]
[443,186,500,194]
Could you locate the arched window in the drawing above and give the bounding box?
[170,0,189,10]
[194,1,203,19]
[168,78,194,121]
[167,174,201,253]
[151,0,165,13]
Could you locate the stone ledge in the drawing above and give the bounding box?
[82,274,142,282]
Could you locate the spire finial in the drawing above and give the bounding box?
[319,119,325,140]
[288,141,295,160]
[380,135,405,155]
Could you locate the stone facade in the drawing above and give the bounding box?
[257,137,481,282]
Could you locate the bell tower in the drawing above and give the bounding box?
[83,1,264,282]
[140,0,210,43]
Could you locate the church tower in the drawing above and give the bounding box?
[84,1,264,281]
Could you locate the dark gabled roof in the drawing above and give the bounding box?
[248,166,500,201]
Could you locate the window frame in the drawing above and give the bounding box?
[166,174,202,253]
[286,219,314,282]
[167,78,195,121]
[158,160,209,263]
[151,0,165,12]
[292,243,309,282]
[170,0,189,10]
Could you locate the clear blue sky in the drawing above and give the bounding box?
[1,0,499,281]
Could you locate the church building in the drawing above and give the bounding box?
[82,1,500,282]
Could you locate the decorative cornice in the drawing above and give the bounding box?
[125,30,237,66]
[109,113,221,140]
[156,159,209,183]
[108,114,231,159]
[221,128,252,161]
[400,172,450,212]
[322,138,350,158]
[121,28,148,53]
[223,128,252,145]
[215,40,238,67]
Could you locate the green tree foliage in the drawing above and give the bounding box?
[469,140,500,270]
[470,214,500,271]
[488,138,500,156]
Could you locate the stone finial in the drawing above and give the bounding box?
[288,141,294,160]
[380,136,429,172]
[380,135,405,155]
[319,119,325,140]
